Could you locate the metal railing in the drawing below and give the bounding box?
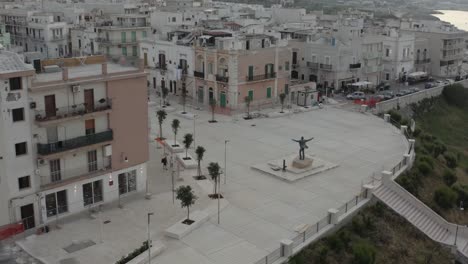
[319,63,332,70]
[40,160,112,188]
[415,58,431,64]
[215,75,229,83]
[245,72,276,82]
[306,62,318,69]
[194,71,205,79]
[349,63,361,69]
[35,99,111,122]
[37,130,113,156]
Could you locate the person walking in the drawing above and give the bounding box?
[161,156,168,170]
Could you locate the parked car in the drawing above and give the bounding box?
[425,82,435,89]
[396,90,411,97]
[376,82,391,91]
[382,91,394,100]
[346,91,366,100]
[444,79,455,85]
[409,87,420,93]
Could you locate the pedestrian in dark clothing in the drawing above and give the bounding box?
[161,156,168,170]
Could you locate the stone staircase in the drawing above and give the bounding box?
[373,180,468,259]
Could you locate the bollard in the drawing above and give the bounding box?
[383,114,390,122]
[382,170,393,183]
[280,239,294,258]
[400,125,408,134]
[328,208,339,224]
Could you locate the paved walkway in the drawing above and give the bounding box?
[16,94,408,264]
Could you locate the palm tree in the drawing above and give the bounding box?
[244,96,252,119]
[171,119,180,147]
[195,146,206,178]
[209,98,217,123]
[162,86,169,107]
[183,133,193,159]
[176,185,197,222]
[279,93,286,113]
[207,162,221,197]
[156,110,167,139]
[181,82,188,114]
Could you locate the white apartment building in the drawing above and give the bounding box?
[381,29,415,82]
[70,24,99,57]
[0,53,149,231]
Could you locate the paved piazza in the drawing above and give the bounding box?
[17,99,408,264]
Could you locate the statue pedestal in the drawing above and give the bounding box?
[292,157,313,169]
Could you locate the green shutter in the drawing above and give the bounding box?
[248,66,254,80]
[131,31,136,42]
[121,32,126,43]
[248,90,254,101]
[266,87,272,98]
[142,31,147,38]
[132,46,137,57]
[122,47,127,56]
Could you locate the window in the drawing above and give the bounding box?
[15,142,27,156]
[118,170,137,195]
[83,180,103,206]
[50,159,61,182]
[46,190,67,217]
[9,77,22,91]
[106,47,110,55]
[385,48,390,57]
[18,176,31,190]
[285,61,290,71]
[266,87,272,98]
[122,47,127,56]
[142,31,147,38]
[386,73,390,81]
[88,150,97,172]
[121,32,127,43]
[12,108,24,122]
[208,63,213,74]
[284,84,289,94]
[131,31,136,42]
[132,46,138,57]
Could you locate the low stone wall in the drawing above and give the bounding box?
[375,79,468,114]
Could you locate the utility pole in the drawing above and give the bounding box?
[147,212,154,264]
[224,140,229,184]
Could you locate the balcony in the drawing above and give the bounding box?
[40,160,112,190]
[246,72,276,82]
[35,99,112,125]
[155,63,167,71]
[51,35,66,41]
[349,63,361,69]
[292,63,299,69]
[319,64,332,71]
[194,71,205,79]
[215,75,229,83]
[306,62,318,70]
[363,52,381,60]
[441,53,463,61]
[37,130,113,156]
[415,58,431,64]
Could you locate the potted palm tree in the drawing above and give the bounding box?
[195,146,206,180]
[207,162,222,199]
[156,109,167,140]
[171,119,180,147]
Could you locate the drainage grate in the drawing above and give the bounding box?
[63,240,96,253]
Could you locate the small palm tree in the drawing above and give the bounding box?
[195,146,206,178]
[176,185,197,223]
[156,110,167,139]
[183,133,193,159]
[209,98,217,123]
[207,162,221,197]
[244,96,252,118]
[171,119,180,147]
[162,86,169,106]
[279,93,286,113]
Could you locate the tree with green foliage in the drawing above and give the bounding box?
[207,162,221,196]
[209,98,217,122]
[183,133,193,159]
[156,110,167,140]
[434,186,458,209]
[245,96,252,118]
[195,146,206,178]
[171,119,180,146]
[444,152,458,169]
[279,93,286,113]
[176,185,197,222]
[443,170,457,186]
[352,241,376,264]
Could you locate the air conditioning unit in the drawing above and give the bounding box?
[71,85,81,93]
[37,158,45,166]
[104,145,112,157]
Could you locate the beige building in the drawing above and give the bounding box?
[193,33,290,111]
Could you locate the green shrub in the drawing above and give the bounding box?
[423,143,434,154]
[443,170,457,186]
[432,141,447,158]
[326,233,344,252]
[452,183,468,204]
[412,127,421,137]
[417,162,432,176]
[388,110,402,123]
[434,186,458,209]
[444,152,458,169]
[397,172,421,195]
[352,241,376,264]
[418,155,434,169]
[442,84,468,109]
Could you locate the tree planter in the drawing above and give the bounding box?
[208,194,224,199]
[208,120,218,123]
[193,175,207,180]
[164,140,184,153]
[116,241,165,264]
[176,153,197,169]
[165,210,210,239]
[182,219,194,225]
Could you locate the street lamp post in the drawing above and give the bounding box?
[147,212,154,264]
[193,115,198,149]
[224,140,229,184]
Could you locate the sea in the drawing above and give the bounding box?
[432,10,468,32]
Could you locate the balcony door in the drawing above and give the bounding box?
[84,89,94,112]
[88,150,98,172]
[44,94,56,118]
[20,204,35,230]
[85,119,95,135]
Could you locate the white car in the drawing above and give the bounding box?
[346,91,366,100]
